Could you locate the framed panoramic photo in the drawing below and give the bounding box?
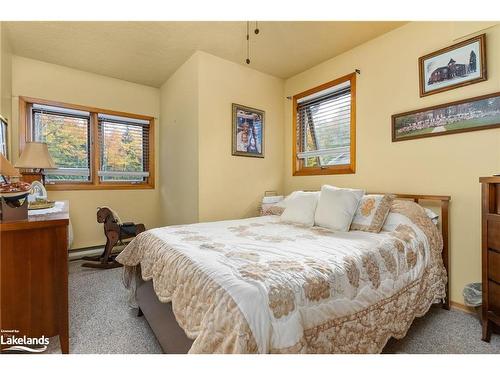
[418,34,486,97]
[232,103,265,158]
[392,91,500,142]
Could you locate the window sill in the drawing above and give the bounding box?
[45,183,155,191]
[293,165,355,176]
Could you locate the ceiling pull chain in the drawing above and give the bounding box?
[246,21,250,64]
[245,21,261,65]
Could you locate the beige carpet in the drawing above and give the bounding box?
[46,260,500,354]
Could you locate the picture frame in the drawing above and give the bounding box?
[392,91,500,142]
[231,103,265,158]
[418,34,486,97]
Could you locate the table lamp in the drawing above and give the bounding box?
[15,142,56,185]
[0,153,21,182]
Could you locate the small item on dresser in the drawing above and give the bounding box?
[0,185,31,216]
[0,195,29,221]
[0,181,31,194]
[28,198,56,210]
[0,154,30,221]
[28,180,48,202]
[81,207,146,269]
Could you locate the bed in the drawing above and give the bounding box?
[117,193,450,354]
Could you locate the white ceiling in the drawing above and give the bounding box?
[4,21,405,87]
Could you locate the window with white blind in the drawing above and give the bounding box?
[293,73,356,176]
[98,114,150,183]
[31,104,91,182]
[21,97,154,190]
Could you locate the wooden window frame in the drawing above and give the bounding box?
[19,96,155,191]
[292,72,356,176]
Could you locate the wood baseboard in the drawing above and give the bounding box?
[450,301,478,315]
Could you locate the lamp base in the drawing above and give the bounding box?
[20,171,43,184]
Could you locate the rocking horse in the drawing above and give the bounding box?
[81,207,146,269]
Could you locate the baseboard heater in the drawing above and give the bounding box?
[68,242,130,261]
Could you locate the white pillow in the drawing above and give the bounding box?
[381,212,404,232]
[276,191,319,208]
[314,185,364,232]
[382,209,439,232]
[280,191,319,226]
[276,191,300,208]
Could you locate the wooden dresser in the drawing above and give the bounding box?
[0,201,69,353]
[480,176,500,342]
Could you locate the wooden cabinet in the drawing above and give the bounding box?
[480,176,500,342]
[0,201,69,353]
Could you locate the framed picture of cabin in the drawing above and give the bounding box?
[418,34,486,97]
[392,91,500,142]
[231,103,265,158]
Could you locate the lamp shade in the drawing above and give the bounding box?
[15,142,56,169]
[0,153,21,177]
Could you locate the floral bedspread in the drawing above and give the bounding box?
[117,200,447,353]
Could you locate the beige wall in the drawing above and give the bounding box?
[160,53,200,225]
[11,56,161,249]
[197,52,285,221]
[160,51,285,224]
[1,22,13,155]
[284,22,500,304]
[0,23,3,115]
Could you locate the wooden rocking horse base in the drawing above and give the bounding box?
[81,254,123,269]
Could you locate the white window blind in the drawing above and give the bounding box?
[0,116,7,157]
[98,114,150,183]
[32,104,91,182]
[296,80,351,168]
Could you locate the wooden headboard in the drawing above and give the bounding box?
[378,193,451,310]
[300,190,452,309]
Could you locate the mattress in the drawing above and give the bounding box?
[117,200,447,353]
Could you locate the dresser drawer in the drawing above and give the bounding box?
[490,281,500,313]
[488,220,500,251]
[489,250,500,283]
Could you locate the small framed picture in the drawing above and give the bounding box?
[232,103,265,158]
[419,34,486,97]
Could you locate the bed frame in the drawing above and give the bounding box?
[135,193,451,353]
